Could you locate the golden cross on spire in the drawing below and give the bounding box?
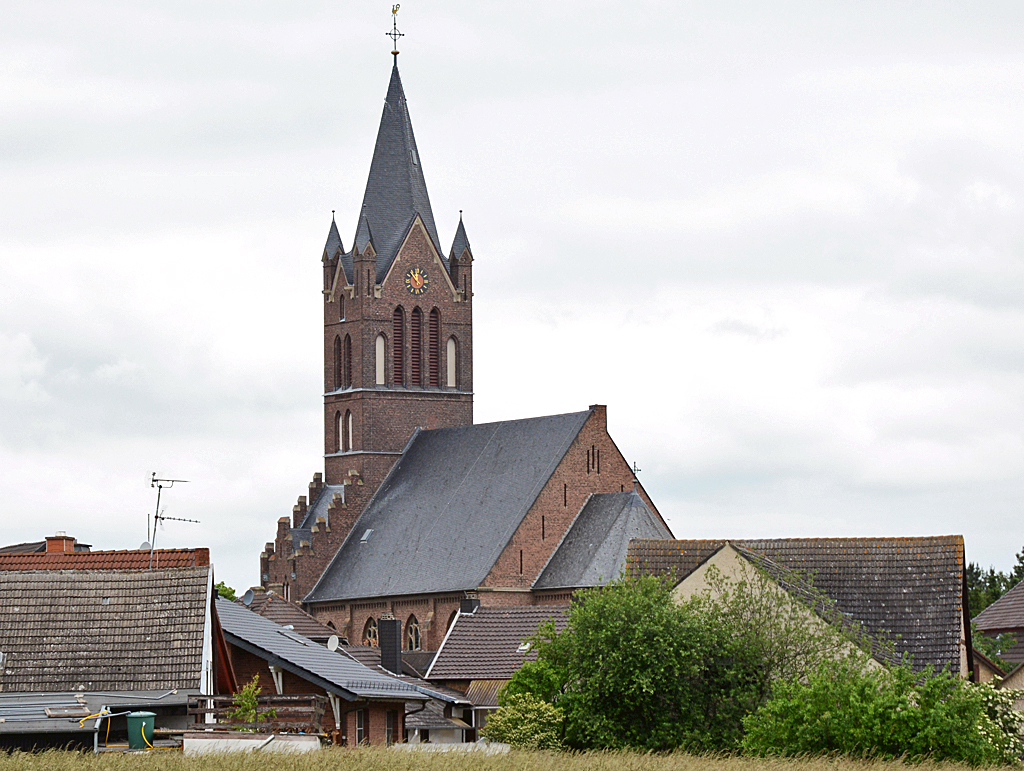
[387,5,404,63]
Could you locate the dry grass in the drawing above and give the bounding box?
[0,748,1014,771]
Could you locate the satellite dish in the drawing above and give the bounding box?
[139,542,151,551]
[327,635,340,652]
[242,589,254,606]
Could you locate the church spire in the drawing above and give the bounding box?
[356,62,441,282]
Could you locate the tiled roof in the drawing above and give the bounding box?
[336,646,465,703]
[0,548,209,571]
[404,700,469,731]
[534,491,671,590]
[426,607,568,681]
[218,599,425,702]
[238,591,336,642]
[0,568,211,692]
[305,411,592,603]
[628,537,966,673]
[464,679,505,708]
[449,215,472,261]
[974,579,1024,632]
[354,64,443,282]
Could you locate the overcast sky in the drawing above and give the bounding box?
[3,1,1024,593]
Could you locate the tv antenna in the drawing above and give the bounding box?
[148,473,198,568]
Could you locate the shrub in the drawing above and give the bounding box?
[480,693,563,749]
[742,655,1024,765]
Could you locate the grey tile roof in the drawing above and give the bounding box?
[974,578,1024,632]
[449,215,472,261]
[217,598,424,701]
[628,537,967,673]
[355,64,443,282]
[534,491,671,590]
[425,607,568,681]
[305,410,592,603]
[238,591,337,643]
[404,699,468,730]
[0,568,210,693]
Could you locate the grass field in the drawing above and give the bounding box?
[0,748,1015,771]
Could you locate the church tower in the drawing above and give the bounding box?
[261,60,475,601]
[321,63,474,494]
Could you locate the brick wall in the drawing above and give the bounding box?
[311,592,464,652]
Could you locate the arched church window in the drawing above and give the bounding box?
[375,334,386,385]
[363,617,378,647]
[334,411,342,453]
[428,308,440,387]
[447,609,458,631]
[339,292,345,320]
[343,335,352,388]
[406,615,422,651]
[333,335,342,391]
[393,307,405,386]
[410,308,422,386]
[446,336,457,388]
[344,410,353,452]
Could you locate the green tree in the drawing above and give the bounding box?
[215,581,237,601]
[742,655,1024,765]
[505,574,768,751]
[479,693,563,749]
[228,674,276,728]
[972,622,1018,673]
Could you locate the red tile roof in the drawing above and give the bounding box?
[0,548,209,571]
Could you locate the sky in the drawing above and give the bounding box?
[2,1,1024,593]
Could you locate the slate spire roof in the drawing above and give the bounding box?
[356,64,442,280]
[323,217,343,259]
[450,213,472,261]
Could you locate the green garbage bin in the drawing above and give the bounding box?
[126,711,155,750]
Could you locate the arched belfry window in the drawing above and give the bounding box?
[363,617,378,647]
[411,307,423,386]
[375,334,386,385]
[344,410,353,452]
[333,335,342,391]
[406,615,422,651]
[334,411,342,453]
[343,335,352,388]
[428,308,440,387]
[393,307,405,386]
[339,292,345,320]
[447,336,458,388]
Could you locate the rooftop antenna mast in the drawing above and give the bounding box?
[148,472,198,569]
[387,4,403,64]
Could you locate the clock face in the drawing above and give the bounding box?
[405,267,429,295]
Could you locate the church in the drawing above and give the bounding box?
[259,56,672,652]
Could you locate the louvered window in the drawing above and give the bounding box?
[428,308,440,387]
[343,335,352,388]
[410,308,422,386]
[333,336,342,390]
[393,307,405,385]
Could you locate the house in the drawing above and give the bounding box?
[259,55,670,640]
[425,604,568,729]
[974,578,1024,668]
[628,537,973,677]
[0,538,235,748]
[216,598,426,745]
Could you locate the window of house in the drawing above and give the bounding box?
[428,308,440,386]
[356,708,368,744]
[406,615,421,651]
[363,617,378,647]
[411,307,422,386]
[446,336,457,388]
[393,307,405,385]
[386,710,397,746]
[375,334,386,385]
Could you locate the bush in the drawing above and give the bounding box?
[742,655,1024,765]
[479,693,564,749]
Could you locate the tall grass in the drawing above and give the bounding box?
[0,748,1013,771]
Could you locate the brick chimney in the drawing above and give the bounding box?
[45,532,75,554]
[378,615,403,675]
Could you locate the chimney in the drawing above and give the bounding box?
[45,532,75,554]
[460,598,480,615]
[378,615,403,675]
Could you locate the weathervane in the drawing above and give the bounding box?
[387,4,404,63]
